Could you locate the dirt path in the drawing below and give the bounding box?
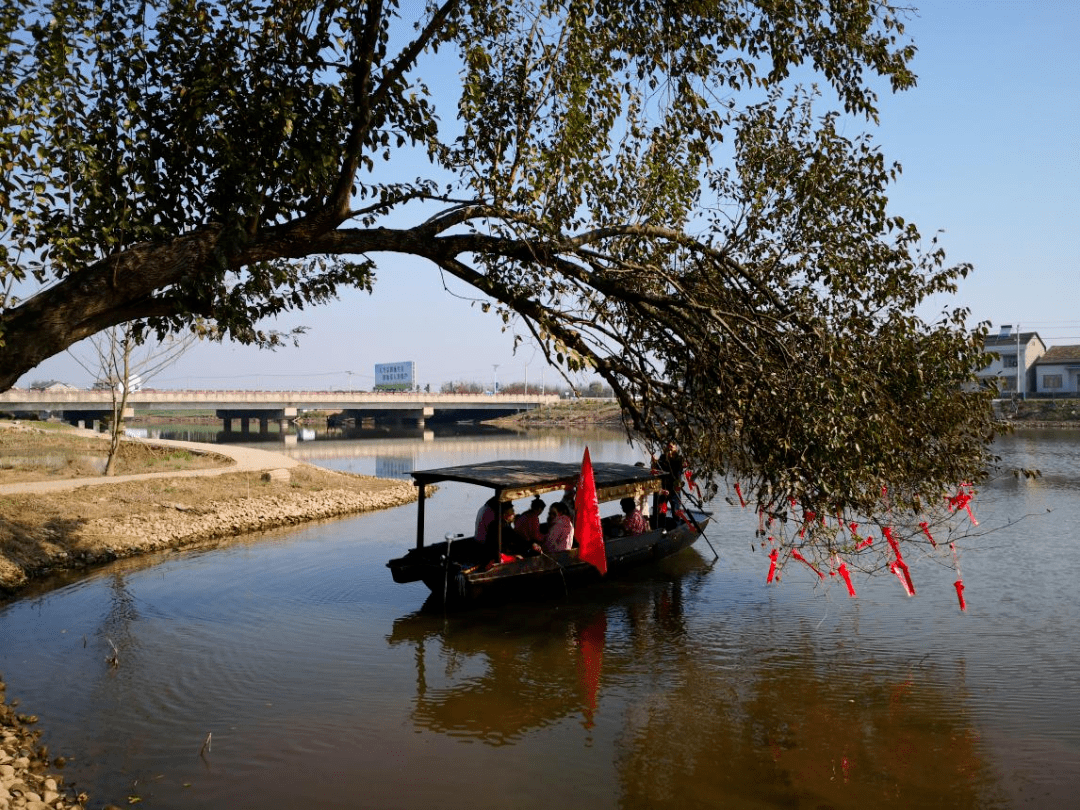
[0,436,298,495]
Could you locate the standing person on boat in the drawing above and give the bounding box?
[654,442,687,516]
[542,501,575,553]
[620,497,649,536]
[514,497,546,544]
[559,485,577,521]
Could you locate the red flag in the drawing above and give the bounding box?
[575,447,607,575]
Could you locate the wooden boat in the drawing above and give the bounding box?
[387,459,711,604]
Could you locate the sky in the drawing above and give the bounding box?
[15,0,1079,392]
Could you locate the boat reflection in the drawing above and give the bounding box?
[388,553,1004,807]
[386,550,713,743]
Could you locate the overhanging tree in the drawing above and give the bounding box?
[1,0,998,593]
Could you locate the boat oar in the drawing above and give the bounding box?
[678,488,720,560]
[442,532,464,606]
[533,544,570,596]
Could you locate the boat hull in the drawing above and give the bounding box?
[388,512,710,605]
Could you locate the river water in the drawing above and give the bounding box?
[1,426,1079,809]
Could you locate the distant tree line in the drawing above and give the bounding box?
[440,380,613,398]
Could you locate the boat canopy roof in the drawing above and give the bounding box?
[411,459,663,503]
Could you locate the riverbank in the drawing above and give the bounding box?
[0,422,418,596]
[1,421,418,810]
[504,396,1080,429]
[998,397,1080,427]
[494,398,623,427]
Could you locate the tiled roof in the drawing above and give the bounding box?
[1036,345,1080,364]
[982,331,1043,348]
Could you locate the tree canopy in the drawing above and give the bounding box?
[1,0,998,590]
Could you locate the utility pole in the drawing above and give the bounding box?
[1017,324,1023,400]
[492,364,500,394]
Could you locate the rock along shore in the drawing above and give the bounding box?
[0,428,418,810]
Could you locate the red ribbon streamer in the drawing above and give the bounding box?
[766,548,778,584]
[734,482,746,507]
[855,535,873,550]
[947,485,979,526]
[954,579,967,611]
[684,469,701,495]
[791,548,824,579]
[890,561,914,596]
[919,521,937,547]
[838,562,856,597]
[951,542,967,611]
[884,527,915,595]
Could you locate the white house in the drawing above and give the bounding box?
[977,326,1046,396]
[1034,345,1080,395]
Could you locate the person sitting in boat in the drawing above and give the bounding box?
[619,496,649,536]
[541,501,575,553]
[493,502,536,559]
[514,497,545,544]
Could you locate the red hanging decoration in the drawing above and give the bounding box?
[884,527,915,596]
[684,469,701,496]
[766,548,779,584]
[674,509,695,530]
[889,561,915,596]
[837,561,857,597]
[919,521,937,547]
[791,548,824,579]
[947,484,979,526]
[951,542,967,611]
[734,482,746,507]
[855,534,873,551]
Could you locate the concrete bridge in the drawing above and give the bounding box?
[0,389,561,433]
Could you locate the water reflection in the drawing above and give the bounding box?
[611,650,1001,810]
[387,559,1004,809]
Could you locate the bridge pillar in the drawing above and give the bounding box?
[403,406,435,428]
[217,408,298,435]
[61,408,133,431]
[386,407,433,428]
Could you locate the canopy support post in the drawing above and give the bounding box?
[415,484,426,550]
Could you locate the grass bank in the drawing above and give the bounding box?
[0,421,416,597]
